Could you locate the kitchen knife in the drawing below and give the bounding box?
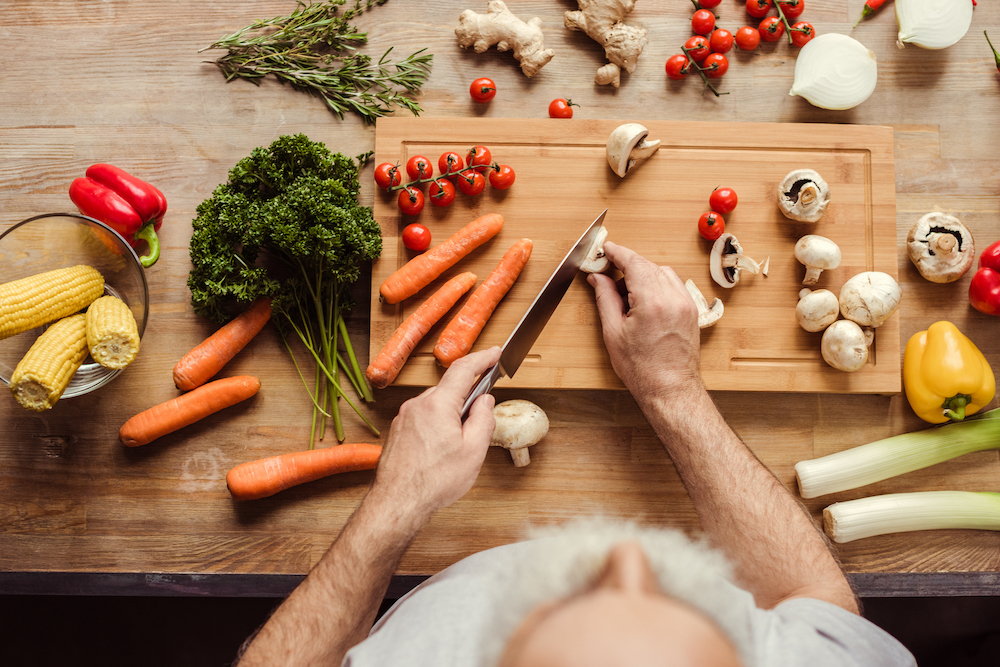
[460,209,608,419]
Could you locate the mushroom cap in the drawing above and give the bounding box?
[490,400,549,450]
[906,212,975,284]
[839,271,901,328]
[795,235,842,270]
[796,288,839,332]
[778,169,831,223]
[580,226,610,274]
[606,123,660,177]
[685,279,724,328]
[821,320,872,372]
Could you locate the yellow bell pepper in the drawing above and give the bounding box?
[903,321,996,424]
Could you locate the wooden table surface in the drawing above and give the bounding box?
[2,0,1000,597]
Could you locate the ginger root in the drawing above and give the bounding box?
[565,0,648,87]
[456,0,555,77]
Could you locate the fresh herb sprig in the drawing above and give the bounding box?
[201,0,432,123]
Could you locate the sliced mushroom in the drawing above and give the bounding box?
[839,271,901,328]
[710,233,762,289]
[490,399,549,467]
[607,123,661,178]
[821,320,874,372]
[794,235,841,285]
[580,226,610,274]
[906,212,975,284]
[685,279,724,328]
[778,169,831,223]
[796,288,839,332]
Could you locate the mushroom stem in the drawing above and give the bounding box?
[933,234,957,255]
[510,448,531,467]
[722,254,762,274]
[803,266,823,285]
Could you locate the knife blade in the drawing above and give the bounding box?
[460,209,608,419]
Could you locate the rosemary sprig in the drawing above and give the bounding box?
[201,0,433,123]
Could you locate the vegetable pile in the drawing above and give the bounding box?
[188,134,382,445]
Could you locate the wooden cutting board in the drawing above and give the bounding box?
[370,118,899,393]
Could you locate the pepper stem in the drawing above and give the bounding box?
[943,394,972,421]
[134,222,160,268]
[986,31,1000,68]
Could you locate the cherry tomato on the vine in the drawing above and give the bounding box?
[777,0,804,18]
[691,9,716,36]
[406,155,433,181]
[696,0,723,7]
[665,54,691,80]
[684,35,711,62]
[429,179,456,207]
[698,212,726,241]
[709,29,734,54]
[759,16,785,42]
[467,146,492,172]
[374,162,401,190]
[790,21,815,47]
[548,98,579,118]
[398,187,424,216]
[402,223,432,251]
[709,187,738,214]
[488,164,516,190]
[457,170,486,196]
[734,26,761,50]
[469,77,496,103]
[746,0,773,19]
[703,53,729,79]
[438,151,464,177]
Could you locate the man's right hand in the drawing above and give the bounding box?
[588,242,704,404]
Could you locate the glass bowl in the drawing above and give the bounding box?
[0,213,149,398]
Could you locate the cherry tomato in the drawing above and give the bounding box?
[402,223,431,251]
[746,0,773,18]
[691,9,716,36]
[684,36,711,63]
[665,54,691,80]
[790,21,815,47]
[488,164,515,190]
[406,155,432,181]
[548,98,579,118]
[696,0,723,7]
[698,212,726,241]
[759,16,785,42]
[703,53,729,78]
[709,29,734,54]
[398,187,424,216]
[438,151,464,177]
[457,170,486,196]
[469,77,496,103]
[373,162,401,190]
[466,146,492,172]
[429,178,456,207]
[777,0,804,18]
[709,187,738,214]
[734,26,761,50]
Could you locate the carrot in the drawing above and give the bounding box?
[379,213,504,304]
[366,272,478,389]
[119,375,261,447]
[434,238,533,368]
[226,443,382,500]
[173,297,272,391]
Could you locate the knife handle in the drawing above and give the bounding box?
[460,362,504,422]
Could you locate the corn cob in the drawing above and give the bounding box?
[10,314,89,411]
[86,295,140,369]
[0,265,105,341]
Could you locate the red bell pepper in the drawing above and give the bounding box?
[69,164,167,268]
[969,239,1000,316]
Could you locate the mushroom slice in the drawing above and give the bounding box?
[821,320,874,372]
[490,399,549,467]
[794,235,841,285]
[685,279,724,328]
[710,233,762,289]
[606,123,661,178]
[580,226,610,274]
[778,169,831,222]
[906,212,975,284]
[796,288,839,332]
[839,271,901,328]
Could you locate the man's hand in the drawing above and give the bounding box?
[370,346,501,522]
[588,242,703,403]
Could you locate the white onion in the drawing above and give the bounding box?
[896,0,973,50]
[789,33,878,111]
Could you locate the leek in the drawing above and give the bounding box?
[824,491,1000,543]
[795,408,1000,499]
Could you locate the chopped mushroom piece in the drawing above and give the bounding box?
[795,235,841,285]
[821,320,874,372]
[839,271,901,328]
[796,288,839,332]
[580,226,610,274]
[606,124,660,178]
[778,169,831,223]
[710,233,762,289]
[490,399,549,467]
[906,212,975,283]
[685,279,724,328]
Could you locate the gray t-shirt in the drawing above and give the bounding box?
[343,541,916,667]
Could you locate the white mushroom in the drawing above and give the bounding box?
[796,288,839,332]
[794,235,841,285]
[580,226,610,274]
[490,399,549,467]
[778,169,831,223]
[685,279,724,328]
[821,320,874,372]
[606,124,660,178]
[839,271,901,328]
[906,212,975,284]
[710,233,762,289]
